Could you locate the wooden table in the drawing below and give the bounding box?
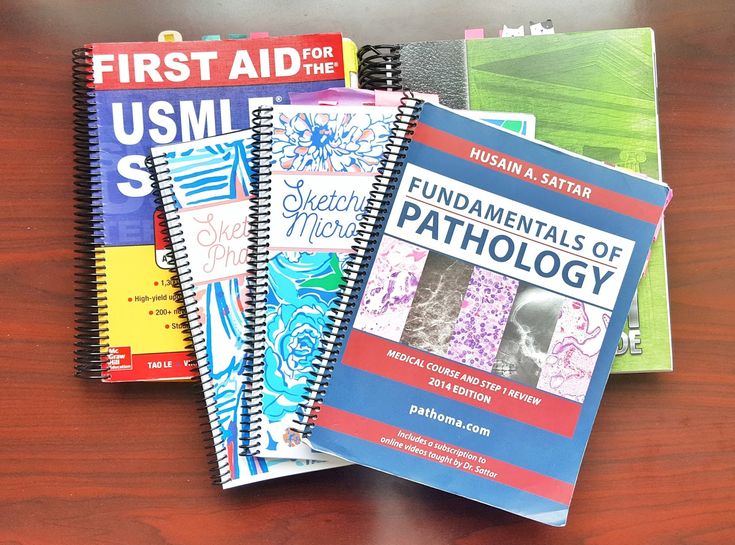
[1,1,733,543]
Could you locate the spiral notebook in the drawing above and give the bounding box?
[294,100,670,525]
[72,33,357,381]
[244,104,399,460]
[148,130,347,486]
[357,28,673,373]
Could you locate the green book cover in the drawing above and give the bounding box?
[466,28,672,372]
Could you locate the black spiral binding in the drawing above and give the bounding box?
[238,107,273,456]
[357,44,403,91]
[146,154,230,485]
[73,47,109,380]
[293,94,425,439]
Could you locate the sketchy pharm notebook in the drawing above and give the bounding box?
[296,101,670,524]
[72,33,357,381]
[149,131,347,486]
[357,28,672,372]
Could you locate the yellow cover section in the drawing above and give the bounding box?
[104,245,190,380]
[342,38,359,87]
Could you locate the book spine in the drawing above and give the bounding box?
[239,107,273,456]
[73,47,109,380]
[147,154,230,485]
[293,95,425,438]
[357,44,403,91]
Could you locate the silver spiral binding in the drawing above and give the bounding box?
[357,44,402,91]
[293,94,425,438]
[239,107,273,456]
[73,46,109,380]
[147,154,231,485]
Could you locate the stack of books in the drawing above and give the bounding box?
[73,27,671,526]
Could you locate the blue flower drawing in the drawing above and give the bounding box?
[272,111,392,173]
[261,251,346,422]
[263,295,329,421]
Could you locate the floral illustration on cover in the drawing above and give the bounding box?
[536,299,610,403]
[445,269,519,373]
[261,108,395,454]
[197,277,248,478]
[167,135,272,481]
[353,236,429,342]
[272,110,392,173]
[262,251,347,427]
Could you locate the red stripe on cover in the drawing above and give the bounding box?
[343,330,581,437]
[90,34,345,90]
[411,123,663,225]
[106,350,196,382]
[316,404,574,506]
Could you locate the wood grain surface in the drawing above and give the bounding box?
[0,1,733,544]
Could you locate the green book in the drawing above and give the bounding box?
[358,27,672,372]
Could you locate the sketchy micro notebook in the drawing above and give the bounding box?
[295,101,670,525]
[357,28,672,372]
[72,32,357,381]
[244,104,399,460]
[148,131,347,486]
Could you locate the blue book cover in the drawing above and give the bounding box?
[77,34,356,381]
[299,102,670,525]
[252,104,536,460]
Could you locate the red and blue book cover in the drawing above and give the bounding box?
[300,102,670,525]
[79,33,356,381]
